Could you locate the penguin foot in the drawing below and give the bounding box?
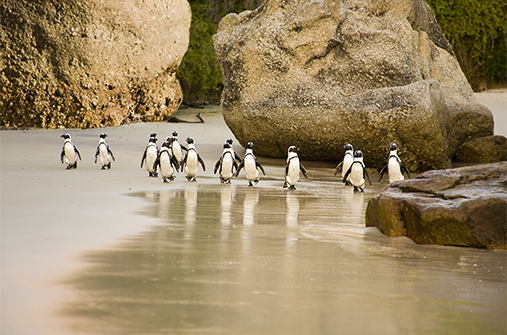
[283,181,288,188]
[66,166,72,170]
[353,187,365,193]
[288,185,297,191]
[101,166,106,170]
[345,181,353,186]
[163,178,168,183]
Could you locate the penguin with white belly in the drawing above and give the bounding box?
[235,142,266,187]
[94,133,115,170]
[60,133,82,169]
[153,139,179,183]
[284,146,308,190]
[140,135,159,177]
[180,137,206,182]
[334,144,354,186]
[343,150,371,193]
[166,131,187,166]
[379,142,411,183]
[214,143,238,184]
[225,138,243,164]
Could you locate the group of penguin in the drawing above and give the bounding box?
[60,132,411,192]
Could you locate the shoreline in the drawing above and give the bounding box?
[1,90,506,335]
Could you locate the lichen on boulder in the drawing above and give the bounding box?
[213,0,504,170]
[0,0,191,129]
[365,162,507,249]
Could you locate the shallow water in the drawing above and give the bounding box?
[62,175,506,335]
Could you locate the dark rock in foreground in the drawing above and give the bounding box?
[366,162,507,248]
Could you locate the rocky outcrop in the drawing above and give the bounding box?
[213,0,504,170]
[365,162,507,249]
[454,135,507,163]
[0,0,191,129]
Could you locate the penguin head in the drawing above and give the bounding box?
[226,138,233,145]
[354,150,363,158]
[186,137,194,144]
[172,131,178,137]
[149,132,157,138]
[389,142,397,151]
[223,143,231,149]
[161,140,171,148]
[288,146,299,153]
[344,144,353,151]
[149,137,158,143]
[246,142,254,149]
[99,133,107,139]
[60,133,71,139]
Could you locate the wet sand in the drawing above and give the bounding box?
[1,92,506,335]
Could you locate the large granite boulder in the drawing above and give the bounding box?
[213,0,502,170]
[365,162,507,249]
[0,0,191,129]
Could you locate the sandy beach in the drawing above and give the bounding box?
[1,91,506,335]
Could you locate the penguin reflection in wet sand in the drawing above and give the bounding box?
[343,150,371,193]
[214,143,238,184]
[379,142,411,183]
[181,137,206,182]
[284,146,308,190]
[153,139,179,183]
[235,142,266,187]
[94,133,115,169]
[140,134,159,177]
[60,133,82,169]
[334,144,354,186]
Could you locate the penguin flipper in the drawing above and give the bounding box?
[300,163,308,179]
[181,145,188,152]
[60,148,65,164]
[235,152,242,164]
[94,146,99,163]
[198,155,206,171]
[235,162,244,177]
[171,155,179,171]
[214,158,222,174]
[343,166,352,184]
[108,147,115,161]
[153,156,160,172]
[256,161,266,175]
[180,154,187,172]
[75,147,82,160]
[401,164,411,179]
[140,149,147,168]
[334,161,343,175]
[364,168,372,186]
[379,165,388,182]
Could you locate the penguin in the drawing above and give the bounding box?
[379,142,411,183]
[343,150,372,193]
[235,142,266,187]
[60,133,82,169]
[166,131,187,165]
[153,139,179,183]
[180,137,206,182]
[140,135,159,177]
[94,133,115,169]
[225,138,243,164]
[283,146,308,190]
[214,143,238,184]
[334,144,354,186]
